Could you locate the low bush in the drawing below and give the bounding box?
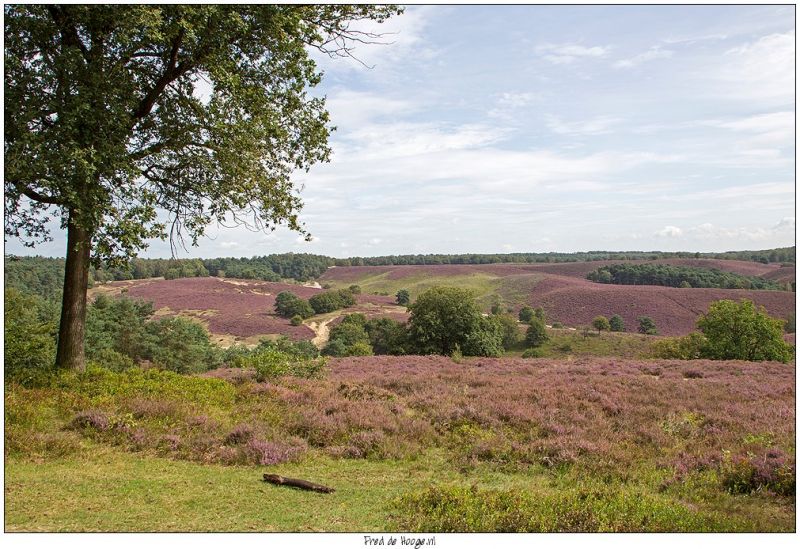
[235,348,327,381]
[393,484,741,532]
[720,450,795,497]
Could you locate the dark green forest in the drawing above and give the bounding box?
[587,263,791,291]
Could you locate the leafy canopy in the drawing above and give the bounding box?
[697,299,793,362]
[4,5,400,261]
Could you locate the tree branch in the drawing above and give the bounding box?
[132,28,187,121]
[46,5,90,61]
[12,181,64,205]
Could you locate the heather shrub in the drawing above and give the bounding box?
[550,321,563,329]
[70,410,111,432]
[290,315,303,326]
[720,449,795,496]
[784,313,795,334]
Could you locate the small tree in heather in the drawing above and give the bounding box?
[592,315,611,333]
[697,299,792,362]
[274,292,313,319]
[638,316,658,335]
[534,307,546,322]
[609,314,625,332]
[518,306,534,323]
[525,318,549,348]
[395,289,410,306]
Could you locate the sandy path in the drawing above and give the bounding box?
[308,316,338,347]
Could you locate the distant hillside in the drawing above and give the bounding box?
[6,246,795,299]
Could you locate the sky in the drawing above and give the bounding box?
[6,4,796,259]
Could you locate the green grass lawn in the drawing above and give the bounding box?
[6,443,793,532]
[5,445,452,532]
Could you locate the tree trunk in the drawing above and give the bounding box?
[56,212,91,371]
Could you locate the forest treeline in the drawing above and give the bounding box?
[6,247,795,299]
[587,264,792,291]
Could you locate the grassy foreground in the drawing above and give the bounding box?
[5,357,795,532]
[6,445,791,532]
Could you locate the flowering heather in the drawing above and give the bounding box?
[70,410,110,431]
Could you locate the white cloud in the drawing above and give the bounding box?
[325,89,415,127]
[714,32,794,103]
[655,226,683,238]
[614,46,673,69]
[655,218,794,243]
[536,43,609,64]
[546,115,623,136]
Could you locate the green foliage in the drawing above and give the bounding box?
[533,307,546,322]
[609,314,625,332]
[462,316,504,358]
[85,296,154,361]
[143,317,222,373]
[308,289,356,314]
[324,315,373,357]
[5,5,401,261]
[364,317,410,355]
[518,306,534,323]
[696,299,793,362]
[592,315,611,332]
[587,264,783,291]
[348,285,362,295]
[407,286,493,356]
[4,288,58,386]
[524,318,549,348]
[650,332,707,360]
[784,313,795,334]
[521,347,545,358]
[236,348,327,382]
[395,289,410,306]
[493,313,522,349]
[393,484,742,532]
[638,317,658,335]
[290,315,303,326]
[274,291,313,319]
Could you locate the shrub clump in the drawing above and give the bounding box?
[720,449,795,497]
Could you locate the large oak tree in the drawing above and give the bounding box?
[5,4,400,370]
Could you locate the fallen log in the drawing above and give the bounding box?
[262,473,335,493]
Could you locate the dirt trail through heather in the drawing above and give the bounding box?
[309,316,338,347]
